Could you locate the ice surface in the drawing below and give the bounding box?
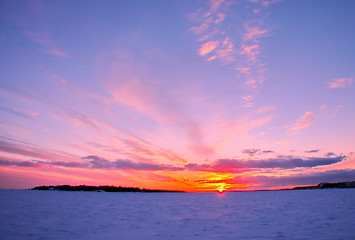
[0,189,354,239]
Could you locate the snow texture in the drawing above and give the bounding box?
[0,189,354,239]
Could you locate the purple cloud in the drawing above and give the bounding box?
[0,157,88,168]
[185,155,346,172]
[0,158,38,167]
[82,155,183,171]
[243,149,261,156]
[262,150,274,154]
[305,149,320,153]
[0,137,79,161]
[0,105,36,119]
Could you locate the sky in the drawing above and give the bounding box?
[0,0,354,192]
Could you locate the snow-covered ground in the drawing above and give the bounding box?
[0,189,354,239]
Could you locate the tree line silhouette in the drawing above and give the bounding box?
[292,181,355,190]
[32,185,182,192]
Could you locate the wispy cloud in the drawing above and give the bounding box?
[115,134,188,164]
[241,95,254,107]
[190,0,235,64]
[305,149,320,153]
[240,25,269,63]
[0,105,38,120]
[238,23,270,89]
[1,0,68,58]
[242,149,274,156]
[185,155,346,173]
[0,158,39,167]
[82,155,183,171]
[328,77,353,89]
[190,0,275,107]
[44,47,68,57]
[23,29,68,58]
[199,41,220,56]
[210,0,225,12]
[109,77,212,155]
[287,112,314,133]
[0,137,79,161]
[63,108,101,131]
[243,148,261,156]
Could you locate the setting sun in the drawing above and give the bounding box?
[218,187,224,193]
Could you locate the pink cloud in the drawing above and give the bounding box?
[248,0,277,6]
[328,78,353,88]
[240,44,259,61]
[210,0,225,12]
[199,41,220,56]
[52,75,67,86]
[0,105,37,120]
[236,67,251,74]
[190,23,209,34]
[288,112,315,132]
[191,1,235,64]
[243,26,268,42]
[255,106,276,114]
[0,137,80,162]
[202,114,272,157]
[44,48,68,57]
[236,24,270,89]
[24,31,68,57]
[241,95,253,107]
[214,13,226,23]
[109,78,210,155]
[215,37,234,63]
[201,37,234,63]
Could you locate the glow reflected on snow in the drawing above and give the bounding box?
[0,189,354,239]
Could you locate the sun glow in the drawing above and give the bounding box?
[218,186,224,193]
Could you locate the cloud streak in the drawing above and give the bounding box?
[287,112,314,133]
[82,155,183,171]
[199,41,220,56]
[185,155,345,172]
[0,157,88,168]
[0,105,37,120]
[328,77,353,88]
[0,137,79,161]
[109,77,212,155]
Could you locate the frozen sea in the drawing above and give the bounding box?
[0,189,354,240]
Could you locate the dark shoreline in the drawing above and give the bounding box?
[290,181,355,190]
[31,185,183,193]
[30,181,355,193]
[234,181,355,192]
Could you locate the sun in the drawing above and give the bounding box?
[218,186,224,193]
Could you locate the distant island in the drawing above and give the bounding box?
[31,185,183,193]
[291,181,355,190]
